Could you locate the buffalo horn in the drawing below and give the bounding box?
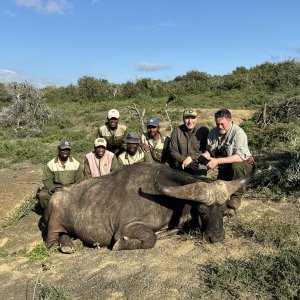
[154,173,250,205]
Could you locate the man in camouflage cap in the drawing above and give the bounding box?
[169,108,209,175]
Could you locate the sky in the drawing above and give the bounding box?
[0,0,299,88]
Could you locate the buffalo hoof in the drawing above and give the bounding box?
[112,236,129,251]
[59,234,74,254]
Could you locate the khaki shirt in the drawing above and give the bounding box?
[141,133,170,163]
[98,123,127,154]
[118,148,152,166]
[207,123,252,160]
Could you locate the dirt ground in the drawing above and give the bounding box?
[1,109,285,300]
[0,162,277,300]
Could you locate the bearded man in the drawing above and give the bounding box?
[201,108,254,211]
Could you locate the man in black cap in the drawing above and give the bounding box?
[140,118,170,164]
[37,140,83,209]
[118,132,152,166]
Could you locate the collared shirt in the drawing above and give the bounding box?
[207,123,252,160]
[42,156,83,190]
[118,148,146,166]
[141,132,170,163]
[97,123,127,154]
[83,150,119,178]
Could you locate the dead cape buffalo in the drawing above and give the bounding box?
[44,162,250,253]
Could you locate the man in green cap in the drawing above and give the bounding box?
[169,108,209,175]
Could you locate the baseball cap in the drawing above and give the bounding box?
[183,108,197,117]
[58,140,71,150]
[147,118,160,127]
[94,138,107,148]
[123,132,141,144]
[107,109,120,119]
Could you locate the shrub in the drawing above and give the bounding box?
[0,82,59,136]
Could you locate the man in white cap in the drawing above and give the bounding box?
[140,118,170,163]
[38,140,83,209]
[118,132,152,166]
[97,109,127,156]
[83,138,119,178]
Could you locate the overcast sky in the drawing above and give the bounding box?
[0,0,299,87]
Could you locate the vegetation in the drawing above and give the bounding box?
[201,246,300,299]
[0,59,299,299]
[3,196,37,228]
[37,285,73,300]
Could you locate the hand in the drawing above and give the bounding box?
[49,186,61,194]
[182,156,193,168]
[140,143,150,152]
[202,152,211,159]
[206,158,219,170]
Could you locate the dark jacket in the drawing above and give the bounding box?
[169,124,209,169]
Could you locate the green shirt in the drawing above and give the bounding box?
[141,132,170,163]
[42,156,83,191]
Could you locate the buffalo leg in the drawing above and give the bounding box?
[46,231,59,249]
[112,224,157,251]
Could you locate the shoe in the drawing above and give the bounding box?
[226,197,241,210]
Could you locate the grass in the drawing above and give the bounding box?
[200,246,300,299]
[232,206,300,248]
[2,196,37,228]
[26,244,50,261]
[37,285,73,300]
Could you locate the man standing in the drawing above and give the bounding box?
[118,132,152,166]
[97,109,127,156]
[201,108,254,210]
[140,118,170,163]
[169,108,209,175]
[83,138,119,178]
[38,140,83,209]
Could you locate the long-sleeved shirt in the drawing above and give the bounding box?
[207,123,252,160]
[141,132,170,163]
[169,124,209,168]
[42,156,83,191]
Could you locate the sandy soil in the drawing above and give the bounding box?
[0,161,290,300]
[1,109,287,300]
